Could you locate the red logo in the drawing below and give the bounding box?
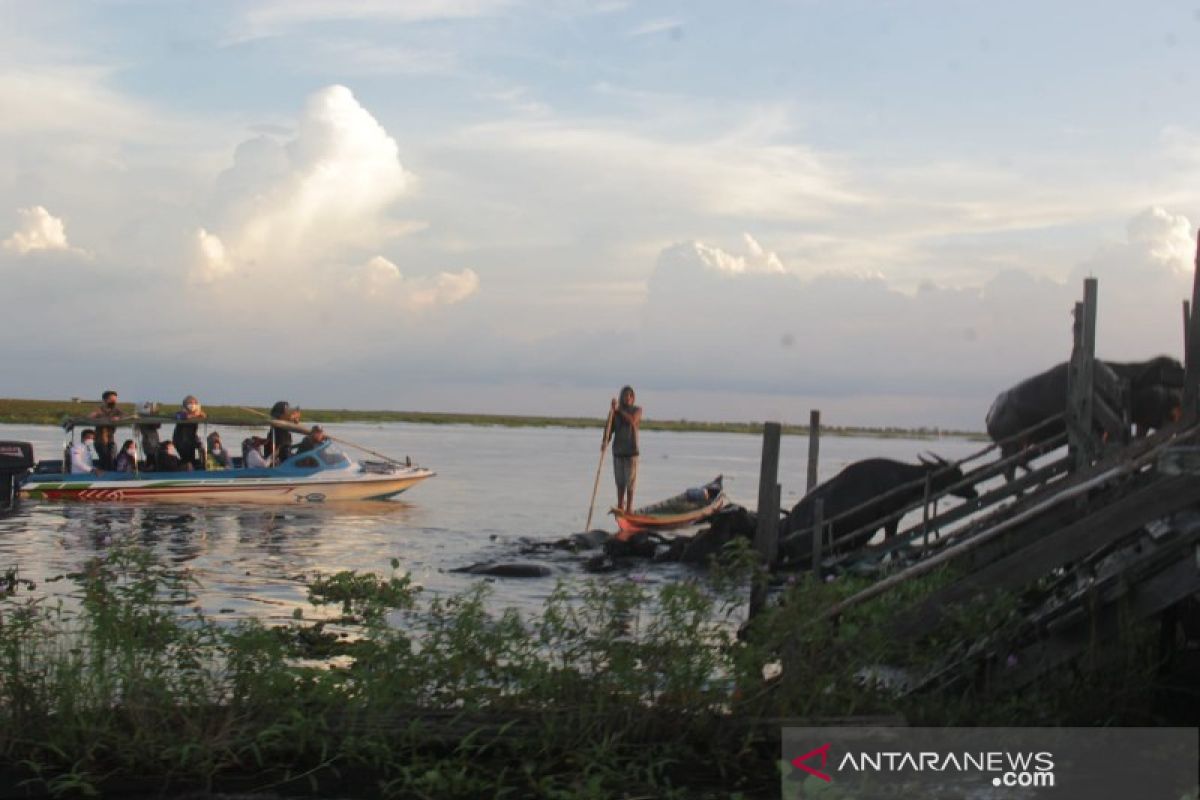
[792,743,832,782]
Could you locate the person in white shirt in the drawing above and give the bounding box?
[243,437,270,469]
[68,429,97,474]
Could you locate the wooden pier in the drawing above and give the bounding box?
[752,235,1200,700]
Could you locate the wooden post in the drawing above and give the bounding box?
[921,472,932,549]
[1183,300,1190,357]
[806,409,821,492]
[1067,279,1099,470]
[811,498,824,577]
[749,422,782,616]
[1183,231,1200,421]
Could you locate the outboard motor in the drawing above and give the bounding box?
[0,441,34,513]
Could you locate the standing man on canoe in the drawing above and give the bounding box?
[606,386,642,514]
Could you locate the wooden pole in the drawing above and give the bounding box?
[749,422,782,616]
[921,472,932,549]
[584,409,615,531]
[811,498,824,578]
[806,409,820,492]
[1067,279,1099,470]
[1183,230,1200,421]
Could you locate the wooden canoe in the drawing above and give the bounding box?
[611,476,725,535]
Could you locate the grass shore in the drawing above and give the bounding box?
[0,397,986,441]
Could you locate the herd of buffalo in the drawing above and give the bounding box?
[775,354,1185,568]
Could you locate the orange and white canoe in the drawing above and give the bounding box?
[610,476,725,535]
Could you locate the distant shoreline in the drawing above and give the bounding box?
[0,398,987,441]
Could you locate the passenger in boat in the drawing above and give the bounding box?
[206,431,232,469]
[295,425,328,454]
[264,401,299,465]
[158,441,184,472]
[67,429,97,474]
[172,395,207,470]
[606,385,642,514]
[88,390,122,468]
[114,440,138,473]
[88,389,124,422]
[136,422,161,470]
[92,425,118,471]
[243,436,270,469]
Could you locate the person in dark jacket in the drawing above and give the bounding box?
[172,395,207,470]
[264,401,300,465]
[605,386,642,513]
[93,425,118,471]
[295,425,328,454]
[158,441,184,472]
[114,440,138,473]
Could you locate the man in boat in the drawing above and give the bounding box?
[607,386,642,514]
[67,429,98,474]
[88,390,123,468]
[88,390,124,423]
[172,395,207,470]
[295,425,328,454]
[264,401,300,465]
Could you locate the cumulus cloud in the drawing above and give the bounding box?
[205,84,413,276]
[348,255,480,310]
[1069,206,1196,360]
[2,206,82,255]
[659,234,785,276]
[1124,206,1195,274]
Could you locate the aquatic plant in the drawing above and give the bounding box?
[0,541,1176,798]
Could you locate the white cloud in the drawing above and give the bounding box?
[231,0,515,42]
[348,255,480,310]
[627,18,684,38]
[1124,206,1195,274]
[658,234,785,277]
[2,206,82,255]
[192,228,233,284]
[204,84,414,276]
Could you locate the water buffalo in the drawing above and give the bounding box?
[777,455,977,568]
[986,355,1183,480]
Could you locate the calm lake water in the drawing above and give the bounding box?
[0,422,980,622]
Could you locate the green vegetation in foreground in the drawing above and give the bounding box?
[0,397,987,440]
[0,540,1175,798]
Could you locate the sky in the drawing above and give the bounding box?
[2,0,1199,429]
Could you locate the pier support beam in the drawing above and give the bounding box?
[750,422,781,617]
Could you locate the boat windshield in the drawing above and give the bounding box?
[316,445,350,467]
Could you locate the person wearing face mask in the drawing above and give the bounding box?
[206,431,232,469]
[89,390,124,423]
[243,436,270,469]
[114,439,138,473]
[67,429,98,474]
[172,395,207,470]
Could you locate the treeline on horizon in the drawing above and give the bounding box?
[0,397,986,441]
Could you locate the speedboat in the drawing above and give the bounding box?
[20,416,434,504]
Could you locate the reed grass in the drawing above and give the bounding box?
[0,397,986,440]
[0,538,1168,798]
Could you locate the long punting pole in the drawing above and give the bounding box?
[585,408,615,531]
